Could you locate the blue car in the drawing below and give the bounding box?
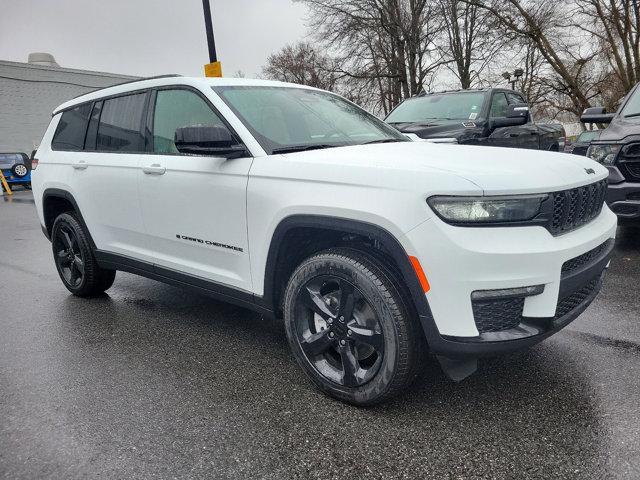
[0,152,32,190]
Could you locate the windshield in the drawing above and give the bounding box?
[386,92,486,123]
[621,86,640,117]
[577,130,599,142]
[213,86,407,154]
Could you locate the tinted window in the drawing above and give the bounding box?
[153,89,228,153]
[51,104,92,151]
[506,92,525,105]
[386,92,486,123]
[490,93,509,118]
[577,130,600,142]
[621,86,640,117]
[97,93,147,152]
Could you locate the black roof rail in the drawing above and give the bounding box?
[68,74,183,100]
[113,74,183,89]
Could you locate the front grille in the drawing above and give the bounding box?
[472,297,524,333]
[625,163,640,179]
[554,277,600,319]
[561,240,612,276]
[549,180,607,235]
[619,143,640,181]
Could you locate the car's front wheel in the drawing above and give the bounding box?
[51,212,116,296]
[283,248,423,405]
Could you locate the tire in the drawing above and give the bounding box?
[11,163,29,178]
[51,212,116,296]
[283,248,423,406]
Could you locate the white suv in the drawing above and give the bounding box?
[32,76,616,405]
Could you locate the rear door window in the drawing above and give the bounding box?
[51,104,92,151]
[97,92,147,152]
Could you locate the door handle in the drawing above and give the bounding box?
[508,133,520,137]
[142,164,166,175]
[72,160,88,170]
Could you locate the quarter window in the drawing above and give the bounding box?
[152,89,228,154]
[51,104,92,151]
[97,93,147,152]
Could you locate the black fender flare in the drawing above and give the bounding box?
[42,188,97,249]
[260,214,438,337]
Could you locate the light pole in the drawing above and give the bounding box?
[202,0,222,77]
[502,68,523,90]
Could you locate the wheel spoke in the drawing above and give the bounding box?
[339,343,360,387]
[348,325,384,352]
[61,230,73,250]
[68,264,79,285]
[300,285,334,320]
[57,249,69,263]
[338,280,355,320]
[300,329,334,356]
[73,256,84,275]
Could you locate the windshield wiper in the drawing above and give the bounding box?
[271,144,339,154]
[362,138,405,145]
[624,112,640,119]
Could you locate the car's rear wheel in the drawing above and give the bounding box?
[283,248,423,405]
[52,213,115,296]
[11,163,29,178]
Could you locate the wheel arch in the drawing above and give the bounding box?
[42,188,96,249]
[261,214,434,324]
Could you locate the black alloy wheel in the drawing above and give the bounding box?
[284,248,423,405]
[294,275,385,387]
[53,223,85,288]
[51,212,116,296]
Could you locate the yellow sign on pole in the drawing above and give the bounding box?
[204,61,223,78]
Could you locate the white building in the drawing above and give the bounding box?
[0,53,138,154]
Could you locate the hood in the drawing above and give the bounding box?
[597,115,640,143]
[389,119,481,141]
[280,141,609,195]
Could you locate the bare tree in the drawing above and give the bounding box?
[466,0,639,117]
[261,42,339,90]
[437,0,503,88]
[571,0,640,92]
[463,0,600,116]
[298,0,446,114]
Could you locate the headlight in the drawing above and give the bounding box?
[428,194,548,224]
[587,144,621,165]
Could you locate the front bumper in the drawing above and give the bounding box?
[605,168,640,219]
[403,206,617,358]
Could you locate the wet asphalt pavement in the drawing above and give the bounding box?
[1,190,639,479]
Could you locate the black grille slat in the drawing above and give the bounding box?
[472,298,525,333]
[618,142,640,180]
[548,180,607,235]
[554,277,600,319]
[561,240,611,276]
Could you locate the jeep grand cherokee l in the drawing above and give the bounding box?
[32,76,616,405]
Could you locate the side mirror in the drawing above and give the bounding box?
[580,107,614,124]
[490,103,529,128]
[174,125,247,157]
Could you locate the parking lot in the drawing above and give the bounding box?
[0,190,639,479]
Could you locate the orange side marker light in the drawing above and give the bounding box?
[409,256,430,293]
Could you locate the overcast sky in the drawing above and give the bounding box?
[0,0,309,78]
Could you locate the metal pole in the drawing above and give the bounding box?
[202,0,217,63]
